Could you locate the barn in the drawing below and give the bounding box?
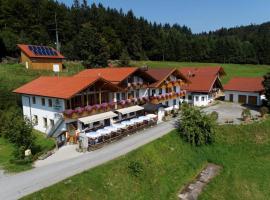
[224,77,264,106]
[17,44,65,71]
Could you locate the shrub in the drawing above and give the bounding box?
[259,106,269,117]
[241,108,251,121]
[177,106,216,146]
[210,111,219,121]
[128,161,144,177]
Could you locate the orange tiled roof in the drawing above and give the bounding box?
[17,44,65,59]
[146,68,190,87]
[224,77,264,92]
[74,67,138,84]
[179,66,225,93]
[13,76,119,99]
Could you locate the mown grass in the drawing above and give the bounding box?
[132,61,270,83]
[0,131,55,173]
[23,118,270,200]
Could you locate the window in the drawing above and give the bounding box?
[33,115,38,125]
[173,86,177,92]
[165,101,169,107]
[188,95,192,100]
[136,90,140,98]
[48,99,53,107]
[129,112,135,117]
[32,96,36,104]
[159,88,163,95]
[152,89,156,96]
[195,96,199,101]
[122,92,126,100]
[116,93,121,101]
[50,119,54,127]
[41,98,46,106]
[93,121,100,127]
[173,99,177,105]
[43,117,48,127]
[202,97,205,101]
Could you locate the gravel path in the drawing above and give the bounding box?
[178,163,222,200]
[0,121,175,200]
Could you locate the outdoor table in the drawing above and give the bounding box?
[146,114,157,119]
[86,131,101,139]
[130,118,143,123]
[104,126,118,132]
[112,123,127,129]
[97,129,111,136]
[138,116,151,121]
[121,120,135,126]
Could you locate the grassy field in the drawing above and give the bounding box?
[23,118,270,200]
[0,131,55,172]
[132,61,270,83]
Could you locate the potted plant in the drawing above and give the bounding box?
[241,108,251,122]
[259,106,269,119]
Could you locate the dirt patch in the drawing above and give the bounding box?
[178,163,222,200]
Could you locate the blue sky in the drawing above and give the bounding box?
[59,0,270,33]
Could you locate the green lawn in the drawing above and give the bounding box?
[0,131,55,173]
[132,61,270,83]
[23,118,270,200]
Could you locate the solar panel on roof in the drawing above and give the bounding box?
[52,51,57,56]
[28,45,33,51]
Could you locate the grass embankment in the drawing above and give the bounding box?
[0,131,55,172]
[23,118,270,200]
[132,61,270,83]
[0,62,83,172]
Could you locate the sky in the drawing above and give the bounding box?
[59,0,270,33]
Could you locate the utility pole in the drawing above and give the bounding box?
[55,12,60,52]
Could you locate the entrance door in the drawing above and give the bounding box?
[248,96,257,105]
[238,95,247,104]
[229,94,234,102]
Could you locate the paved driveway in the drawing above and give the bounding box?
[203,101,260,124]
[0,121,175,200]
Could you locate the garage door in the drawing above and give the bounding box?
[238,95,247,104]
[248,96,257,105]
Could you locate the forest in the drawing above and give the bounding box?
[1,0,270,65]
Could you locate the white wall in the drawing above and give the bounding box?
[22,95,66,134]
[185,92,212,107]
[224,91,262,106]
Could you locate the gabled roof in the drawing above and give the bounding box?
[179,66,225,93]
[13,76,120,99]
[75,67,157,85]
[17,44,65,59]
[182,75,222,93]
[224,77,264,93]
[146,68,190,87]
[75,67,138,84]
[179,66,226,78]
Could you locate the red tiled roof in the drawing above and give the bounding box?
[146,68,189,87]
[182,76,220,93]
[17,44,65,59]
[74,67,138,84]
[13,76,119,99]
[179,66,225,93]
[224,77,264,93]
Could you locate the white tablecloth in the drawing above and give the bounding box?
[146,114,157,119]
[112,123,127,129]
[86,132,102,138]
[104,126,118,132]
[97,129,111,135]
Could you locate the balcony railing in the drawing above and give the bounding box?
[126,82,148,90]
[164,80,186,88]
[63,91,186,119]
[149,91,186,104]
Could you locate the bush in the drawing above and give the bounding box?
[128,161,144,177]
[241,108,251,121]
[259,106,269,117]
[177,106,216,146]
[210,111,219,121]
